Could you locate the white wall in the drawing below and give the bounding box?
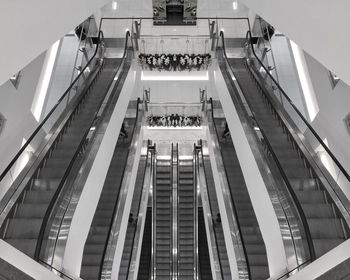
[43,36,81,117]
[238,0,350,86]
[270,35,307,117]
[0,53,45,181]
[304,53,350,197]
[0,0,111,86]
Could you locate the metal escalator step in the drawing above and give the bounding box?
[16,204,47,218]
[247,254,269,266]
[250,265,270,279]
[303,203,335,218]
[81,254,101,266]
[38,167,66,179]
[31,178,60,191]
[308,218,345,239]
[23,190,54,204]
[311,238,344,257]
[80,265,100,279]
[289,178,318,190]
[6,218,42,239]
[296,190,326,203]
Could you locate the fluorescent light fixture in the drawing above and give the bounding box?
[112,1,117,10]
[290,40,319,121]
[317,139,336,179]
[254,126,260,131]
[141,71,209,81]
[32,40,60,121]
[14,139,34,178]
[233,1,238,10]
[90,126,96,131]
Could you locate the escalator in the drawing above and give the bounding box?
[0,31,132,264]
[80,114,137,280]
[153,155,173,279]
[137,207,152,280]
[202,154,231,279]
[177,158,196,279]
[213,118,269,280]
[219,31,349,259]
[198,207,213,280]
[2,56,122,258]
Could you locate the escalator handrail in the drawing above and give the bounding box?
[124,138,152,280]
[38,260,74,280]
[275,259,311,280]
[196,140,224,280]
[0,30,105,182]
[243,30,350,184]
[254,112,316,261]
[207,100,252,279]
[34,31,132,262]
[176,142,180,278]
[170,142,174,278]
[98,96,141,280]
[219,33,317,261]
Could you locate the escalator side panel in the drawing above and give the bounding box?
[227,57,347,257]
[80,116,135,280]
[214,117,269,280]
[2,58,122,258]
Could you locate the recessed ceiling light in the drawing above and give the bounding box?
[233,1,238,10]
[112,1,117,10]
[173,28,177,31]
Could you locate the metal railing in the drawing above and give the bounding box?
[243,28,350,232]
[0,29,104,190]
[219,29,350,275]
[33,31,132,264]
[219,30,317,268]
[194,141,224,280]
[125,140,154,280]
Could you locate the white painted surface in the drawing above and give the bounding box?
[238,0,350,86]
[62,65,136,277]
[303,53,350,199]
[0,53,46,199]
[287,239,350,280]
[0,0,110,86]
[269,35,306,117]
[0,240,62,280]
[213,65,287,276]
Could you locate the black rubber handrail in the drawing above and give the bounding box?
[242,30,350,183]
[34,31,131,262]
[275,260,311,280]
[38,259,74,280]
[257,116,316,261]
[34,30,107,261]
[208,100,252,279]
[0,30,104,182]
[98,96,140,280]
[219,33,316,261]
[196,142,224,280]
[125,141,153,280]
